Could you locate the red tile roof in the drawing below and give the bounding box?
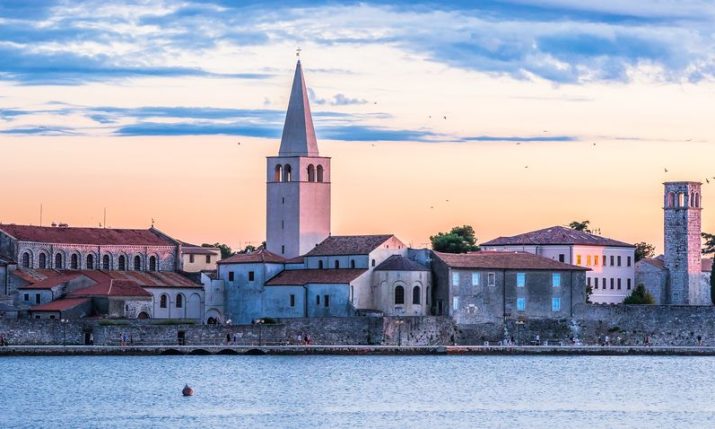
[639,257,666,270]
[218,247,286,264]
[30,298,90,312]
[13,269,200,289]
[17,272,84,290]
[103,271,201,288]
[306,235,395,256]
[0,224,176,246]
[482,226,634,248]
[182,246,219,255]
[68,279,152,298]
[265,269,367,286]
[435,251,588,271]
[374,255,429,272]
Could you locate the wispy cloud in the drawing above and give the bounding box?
[463,135,578,142]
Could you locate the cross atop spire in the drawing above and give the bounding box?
[278,60,319,157]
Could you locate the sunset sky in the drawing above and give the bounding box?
[1,0,714,252]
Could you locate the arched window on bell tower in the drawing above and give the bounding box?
[274,164,283,182]
[317,165,324,182]
[307,164,315,182]
[284,164,292,182]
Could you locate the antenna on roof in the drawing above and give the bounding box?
[151,218,155,227]
[296,47,302,58]
[103,208,107,229]
[39,203,43,227]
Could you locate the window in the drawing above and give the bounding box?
[594,255,599,266]
[471,272,480,286]
[281,245,285,254]
[413,286,421,304]
[319,260,324,269]
[317,165,324,182]
[316,295,321,306]
[516,298,525,311]
[516,273,526,288]
[610,278,614,289]
[21,252,31,268]
[307,164,315,182]
[334,260,340,269]
[274,164,283,181]
[602,256,606,267]
[39,253,47,269]
[350,260,356,269]
[206,255,211,263]
[55,253,63,269]
[102,255,110,270]
[453,296,460,311]
[36,294,41,304]
[586,255,592,266]
[587,277,591,286]
[118,255,126,271]
[595,278,599,289]
[134,255,141,271]
[552,297,561,312]
[160,294,168,308]
[149,256,157,271]
[189,254,195,263]
[284,164,292,182]
[371,259,376,267]
[24,293,29,301]
[86,254,95,270]
[281,220,284,229]
[558,254,565,263]
[627,279,632,290]
[248,271,255,282]
[290,294,296,307]
[576,255,582,265]
[70,254,79,269]
[452,272,460,286]
[395,286,405,304]
[324,295,330,307]
[552,273,561,287]
[228,271,235,281]
[627,256,632,267]
[488,272,496,286]
[617,256,622,267]
[176,294,183,308]
[617,278,622,290]
[610,255,615,266]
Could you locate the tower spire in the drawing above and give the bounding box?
[279,60,319,157]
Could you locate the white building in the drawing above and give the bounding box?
[481,226,635,304]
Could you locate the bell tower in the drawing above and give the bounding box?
[266,60,331,259]
[663,181,702,304]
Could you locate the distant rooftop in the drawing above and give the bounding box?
[266,269,367,286]
[435,251,588,271]
[374,255,429,272]
[0,224,176,246]
[306,235,395,257]
[219,247,286,265]
[482,226,634,248]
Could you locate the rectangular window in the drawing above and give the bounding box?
[281,245,285,254]
[228,271,234,282]
[488,272,496,286]
[281,220,284,229]
[290,294,295,307]
[552,273,561,287]
[595,278,599,289]
[576,255,582,265]
[24,293,29,301]
[594,255,599,266]
[516,273,526,288]
[610,278,614,289]
[603,256,606,266]
[617,256,622,267]
[587,277,591,286]
[248,271,255,282]
[36,294,41,304]
[316,295,320,306]
[324,295,330,307]
[452,272,460,287]
[471,272,480,286]
[558,254,565,263]
[189,254,195,263]
[586,255,592,266]
[452,296,460,311]
[627,256,632,267]
[552,297,561,312]
[206,255,211,263]
[627,279,632,290]
[610,255,615,266]
[516,298,526,311]
[617,278,622,290]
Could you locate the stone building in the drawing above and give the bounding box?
[180,245,221,273]
[481,226,635,304]
[432,251,588,324]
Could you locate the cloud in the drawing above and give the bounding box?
[115,121,281,137]
[0,125,78,135]
[309,89,368,106]
[319,125,438,142]
[463,135,578,142]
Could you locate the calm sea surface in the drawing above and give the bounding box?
[1,355,713,428]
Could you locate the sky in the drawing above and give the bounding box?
[1,0,715,252]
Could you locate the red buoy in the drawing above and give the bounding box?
[182,384,193,397]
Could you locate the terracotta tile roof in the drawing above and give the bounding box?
[30,298,90,312]
[702,258,713,273]
[306,235,395,256]
[435,251,588,271]
[17,272,84,290]
[103,271,202,288]
[182,246,219,255]
[265,269,367,286]
[11,269,58,284]
[0,224,176,246]
[482,226,634,248]
[68,279,152,298]
[639,257,666,270]
[374,255,429,272]
[218,248,285,264]
[285,256,305,264]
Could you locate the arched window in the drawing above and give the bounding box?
[149,256,157,271]
[21,252,31,268]
[678,193,686,207]
[413,286,421,305]
[134,255,142,271]
[691,192,695,208]
[176,294,183,308]
[334,260,340,269]
[319,260,324,269]
[371,259,376,267]
[284,164,292,182]
[695,193,700,208]
[55,253,63,269]
[667,192,675,208]
[350,259,356,269]
[274,164,283,182]
[70,253,79,270]
[307,164,315,182]
[138,312,149,319]
[160,294,168,308]
[39,253,47,269]
[317,165,324,182]
[395,285,405,305]
[102,255,111,270]
[86,254,95,270]
[118,255,126,271]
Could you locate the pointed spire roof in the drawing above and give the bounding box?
[279,60,319,157]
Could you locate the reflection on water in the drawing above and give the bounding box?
[3,355,714,428]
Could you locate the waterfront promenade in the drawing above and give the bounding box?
[3,344,715,356]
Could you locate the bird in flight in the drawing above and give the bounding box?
[707,178,710,184]
[664,168,669,173]
[443,116,447,120]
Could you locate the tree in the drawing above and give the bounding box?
[201,242,234,259]
[568,220,592,233]
[430,225,479,253]
[623,284,655,305]
[702,232,715,255]
[634,242,656,262]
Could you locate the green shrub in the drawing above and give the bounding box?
[623,284,655,305]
